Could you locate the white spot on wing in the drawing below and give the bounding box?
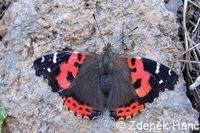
[47,68,51,72]
[53,52,57,63]
[155,63,160,74]
[159,80,163,84]
[91,115,101,120]
[41,57,45,62]
[168,69,172,76]
[58,89,63,93]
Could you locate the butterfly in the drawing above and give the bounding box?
[33,43,178,120]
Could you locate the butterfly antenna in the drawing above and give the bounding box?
[93,14,107,47]
[116,26,138,44]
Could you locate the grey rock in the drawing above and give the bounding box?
[4,52,19,70]
[0,0,198,133]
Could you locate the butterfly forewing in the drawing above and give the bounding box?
[34,51,87,93]
[130,57,179,104]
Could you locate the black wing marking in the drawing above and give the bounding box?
[126,57,178,104]
[138,58,179,103]
[33,51,73,93]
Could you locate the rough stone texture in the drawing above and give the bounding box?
[0,0,198,132]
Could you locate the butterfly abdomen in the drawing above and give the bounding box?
[99,75,112,96]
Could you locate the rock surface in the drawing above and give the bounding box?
[0,0,198,132]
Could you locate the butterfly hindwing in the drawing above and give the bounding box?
[62,56,105,119]
[34,51,104,119]
[108,57,145,120]
[127,57,178,104]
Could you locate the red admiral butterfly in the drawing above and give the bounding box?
[33,43,178,120]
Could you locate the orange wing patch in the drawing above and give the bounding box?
[56,53,86,89]
[63,97,93,118]
[127,58,151,97]
[112,102,144,120]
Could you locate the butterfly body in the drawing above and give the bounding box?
[99,45,114,98]
[33,44,178,120]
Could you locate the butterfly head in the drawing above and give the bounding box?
[103,43,112,52]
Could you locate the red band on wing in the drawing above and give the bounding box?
[56,53,86,89]
[115,102,144,118]
[127,58,151,97]
[64,97,93,116]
